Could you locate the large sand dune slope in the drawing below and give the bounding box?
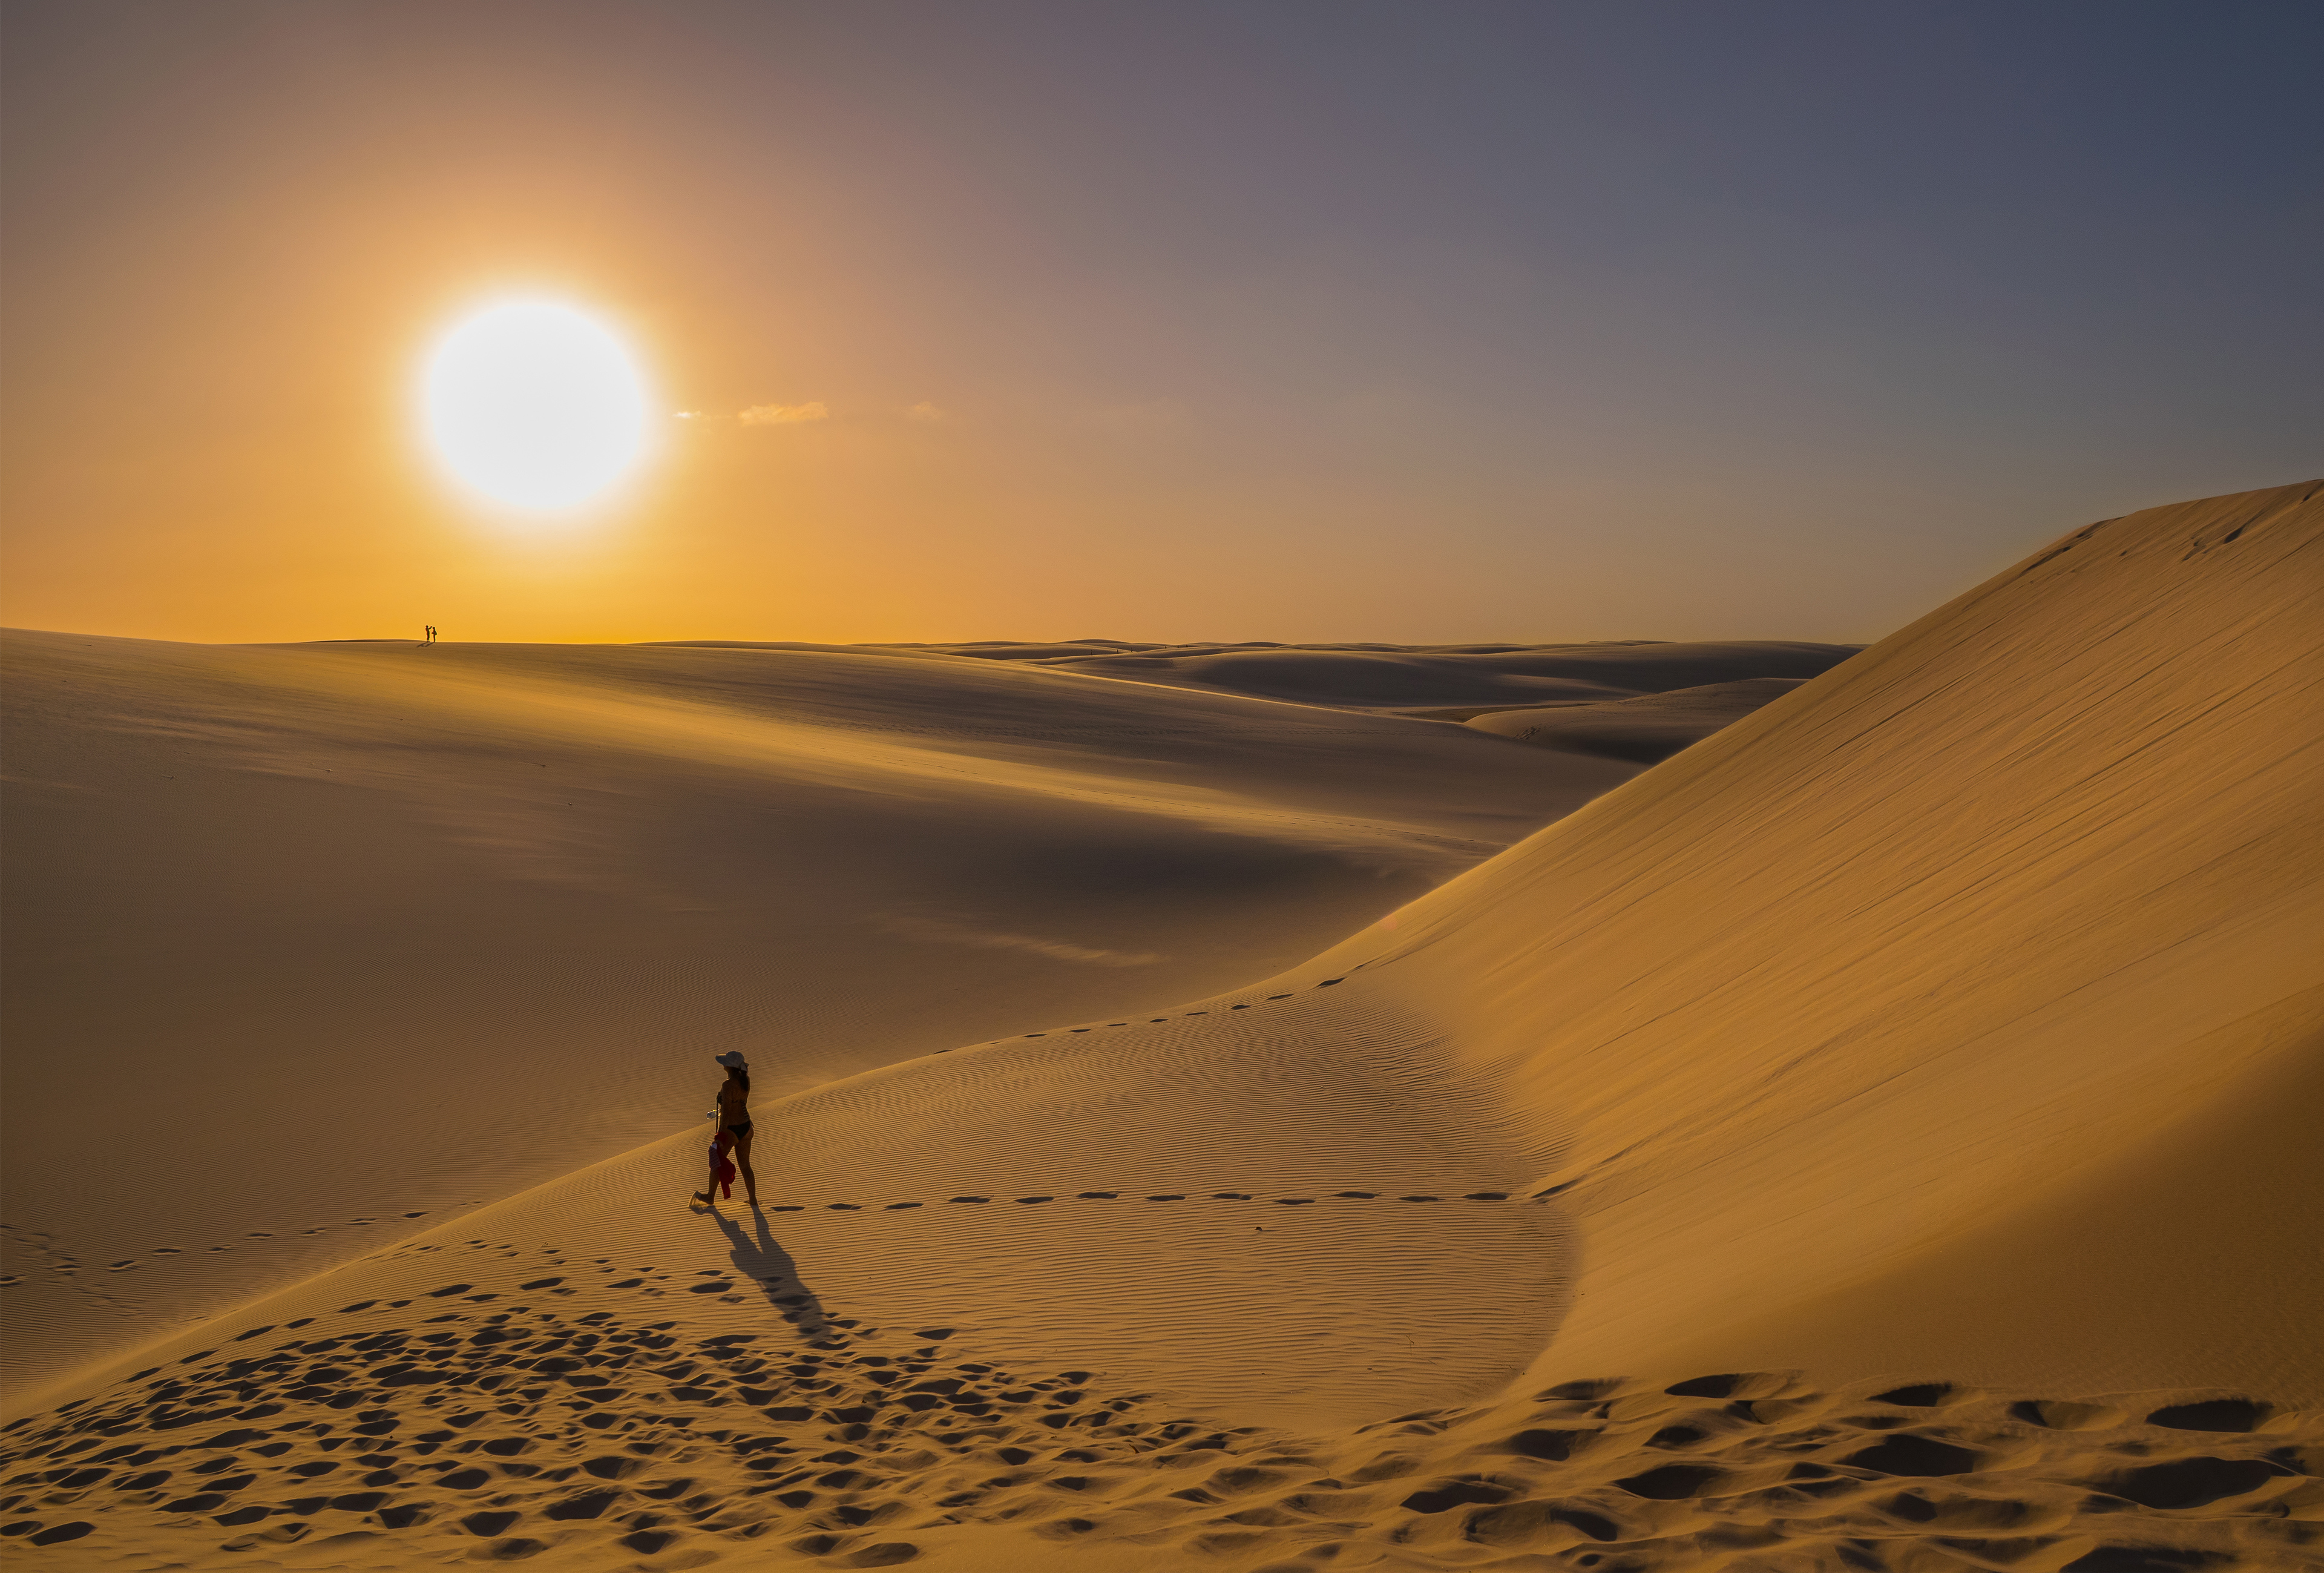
[3,482,2319,1573]
[1321,478,2324,1404]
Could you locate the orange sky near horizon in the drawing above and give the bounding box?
[4,2,2317,648]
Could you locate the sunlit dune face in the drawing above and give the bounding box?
[422,301,651,512]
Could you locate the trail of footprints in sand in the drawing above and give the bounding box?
[0,1196,1529,1303]
[936,971,1381,1058]
[0,977,1374,1291]
[769,1191,1520,1211]
[2,1241,2318,1573]
[0,1211,487,1292]
[8,958,2318,1569]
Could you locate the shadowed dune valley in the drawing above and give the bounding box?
[1,478,2319,1574]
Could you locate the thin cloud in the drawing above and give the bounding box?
[904,401,946,421]
[739,401,829,426]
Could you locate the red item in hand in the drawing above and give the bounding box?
[709,1141,737,1200]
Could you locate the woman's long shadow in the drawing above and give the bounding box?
[709,1205,835,1338]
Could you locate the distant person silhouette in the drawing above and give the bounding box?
[695,1051,759,1208]
[424,624,436,644]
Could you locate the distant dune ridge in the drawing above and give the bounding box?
[1,481,2319,1572]
[665,636,1861,724]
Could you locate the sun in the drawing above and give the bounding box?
[421,300,652,512]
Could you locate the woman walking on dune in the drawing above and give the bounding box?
[694,1050,760,1208]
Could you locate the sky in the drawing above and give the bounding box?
[2,0,2318,646]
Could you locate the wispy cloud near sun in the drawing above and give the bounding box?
[738,401,829,426]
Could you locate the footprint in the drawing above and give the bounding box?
[949,1197,990,1205]
[1016,1197,1054,1205]
[1212,1193,1252,1200]
[1145,1195,1185,1202]
[1275,1198,1316,1206]
[2106,1455,2284,1508]
[1077,1192,1118,1200]
[1399,1196,1440,1203]
[2147,1399,2265,1432]
[1463,1192,1510,1200]
[1613,1463,1726,1499]
[1335,1192,1377,1199]
[1665,1374,1741,1398]
[885,1202,923,1210]
[1400,1479,1512,1513]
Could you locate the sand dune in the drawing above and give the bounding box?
[857,639,1860,717]
[0,635,1639,1408]
[3,482,2319,1572]
[1460,677,1810,763]
[1330,479,2323,1407]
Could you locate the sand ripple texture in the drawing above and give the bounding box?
[1,1280,2317,1572]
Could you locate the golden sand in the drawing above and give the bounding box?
[1,483,2316,1571]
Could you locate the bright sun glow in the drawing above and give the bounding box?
[422,300,651,512]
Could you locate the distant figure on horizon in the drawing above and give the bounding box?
[424,624,436,644]
[694,1050,759,1208]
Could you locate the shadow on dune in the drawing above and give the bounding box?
[709,1205,833,1337]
